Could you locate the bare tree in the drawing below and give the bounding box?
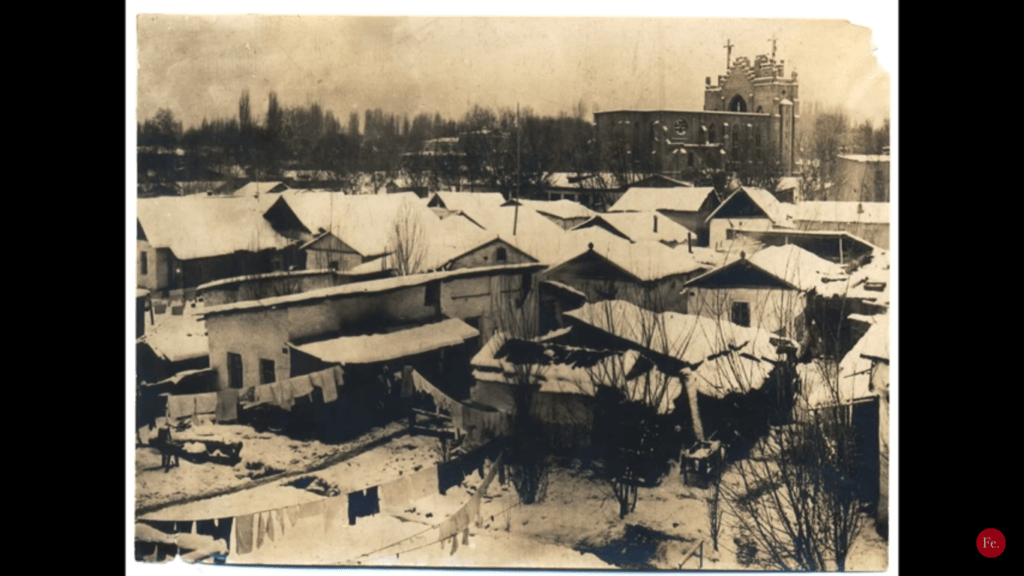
[489,274,551,505]
[575,290,684,518]
[383,200,427,276]
[688,246,877,571]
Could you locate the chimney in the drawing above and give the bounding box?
[740,251,746,259]
[588,242,594,251]
[653,215,658,233]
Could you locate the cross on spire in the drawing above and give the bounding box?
[724,38,734,69]
[768,34,778,61]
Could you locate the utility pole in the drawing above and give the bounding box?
[513,103,520,236]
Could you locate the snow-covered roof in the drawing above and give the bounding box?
[838,154,890,163]
[687,351,774,398]
[281,191,436,258]
[232,181,286,197]
[609,186,716,213]
[564,300,779,367]
[572,211,697,244]
[793,202,889,225]
[470,333,683,414]
[427,191,506,212]
[747,245,846,292]
[137,195,295,260]
[704,186,795,227]
[685,244,845,293]
[201,262,547,318]
[291,318,479,365]
[548,237,705,282]
[137,314,208,363]
[520,199,595,221]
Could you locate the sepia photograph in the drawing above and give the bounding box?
[129,2,895,572]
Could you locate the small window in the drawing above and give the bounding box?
[425,281,440,307]
[140,251,148,275]
[328,260,339,271]
[227,352,243,389]
[496,247,508,262]
[260,359,276,384]
[731,302,750,327]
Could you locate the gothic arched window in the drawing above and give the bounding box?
[708,124,717,144]
[729,95,747,112]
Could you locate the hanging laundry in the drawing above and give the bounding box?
[401,366,414,398]
[437,459,465,495]
[215,389,239,422]
[166,395,196,420]
[295,499,325,521]
[235,514,254,555]
[323,496,347,534]
[411,370,460,413]
[314,367,339,403]
[283,505,298,528]
[214,518,232,552]
[466,492,482,527]
[276,507,287,537]
[462,527,470,545]
[348,487,381,525]
[449,533,459,555]
[194,392,218,415]
[438,515,459,542]
[290,374,315,398]
[408,467,439,501]
[256,512,266,549]
[271,382,295,411]
[254,384,275,406]
[379,474,414,514]
[332,365,345,389]
[266,509,276,542]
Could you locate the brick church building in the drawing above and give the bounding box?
[595,42,799,180]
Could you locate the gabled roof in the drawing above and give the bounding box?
[279,191,435,258]
[572,212,697,244]
[520,199,595,221]
[445,200,574,264]
[426,191,506,212]
[564,300,779,367]
[232,181,287,197]
[704,187,795,227]
[348,229,538,275]
[793,202,889,225]
[548,236,705,283]
[137,196,295,260]
[609,186,717,213]
[684,244,844,292]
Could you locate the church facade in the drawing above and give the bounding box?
[595,50,799,179]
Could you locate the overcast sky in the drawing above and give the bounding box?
[133,4,893,131]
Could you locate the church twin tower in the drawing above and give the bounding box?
[594,37,799,178]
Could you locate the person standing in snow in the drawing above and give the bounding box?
[156,421,179,472]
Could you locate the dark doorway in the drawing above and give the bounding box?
[729,95,747,112]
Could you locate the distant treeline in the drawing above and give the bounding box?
[138,90,596,195]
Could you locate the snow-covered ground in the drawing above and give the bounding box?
[136,424,886,570]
